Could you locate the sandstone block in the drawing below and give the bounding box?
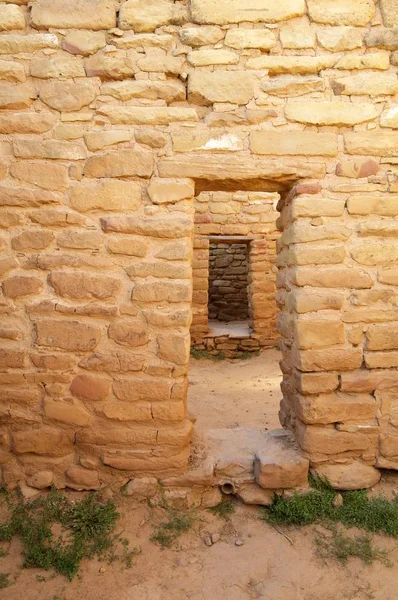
[11,161,69,192]
[262,75,323,97]
[35,320,101,352]
[101,79,185,103]
[225,28,276,49]
[280,19,316,49]
[125,477,158,498]
[0,349,25,368]
[187,49,238,67]
[292,266,372,289]
[291,197,345,218]
[157,334,190,365]
[237,485,274,506]
[31,55,85,79]
[96,402,152,422]
[294,347,363,372]
[2,276,42,298]
[113,378,172,402]
[84,130,131,151]
[313,462,381,490]
[351,242,398,266]
[39,80,97,112]
[133,281,191,303]
[366,324,398,351]
[380,106,398,128]
[12,429,72,456]
[332,73,398,96]
[254,432,309,489]
[0,33,58,54]
[0,59,25,82]
[83,149,154,178]
[246,55,336,73]
[292,290,345,313]
[307,0,375,25]
[13,139,87,160]
[0,82,35,109]
[296,421,373,455]
[44,399,91,427]
[136,55,183,74]
[63,31,106,55]
[50,271,121,300]
[188,71,254,105]
[0,112,55,134]
[66,465,100,491]
[70,374,110,402]
[336,159,379,179]
[334,52,390,70]
[148,179,194,204]
[56,230,102,250]
[119,0,187,31]
[143,308,191,327]
[70,180,141,212]
[295,321,345,350]
[285,101,379,126]
[295,372,339,395]
[107,238,147,257]
[251,131,337,157]
[344,132,398,156]
[108,321,148,347]
[294,392,376,425]
[365,28,398,50]
[317,26,363,51]
[101,216,192,238]
[379,267,398,285]
[365,351,398,369]
[348,195,398,216]
[84,53,135,80]
[11,230,53,250]
[31,0,116,30]
[172,131,243,153]
[26,471,54,490]
[0,4,24,30]
[380,0,398,27]
[190,0,305,24]
[179,26,223,46]
[99,105,197,125]
[30,353,75,371]
[0,256,18,277]
[341,369,398,393]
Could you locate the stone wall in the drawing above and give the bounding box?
[208,242,249,322]
[0,0,398,491]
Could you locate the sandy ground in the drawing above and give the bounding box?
[188,349,283,434]
[2,352,398,600]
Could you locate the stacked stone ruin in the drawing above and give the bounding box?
[0,0,398,499]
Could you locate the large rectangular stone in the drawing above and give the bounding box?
[340,369,398,392]
[307,0,375,25]
[246,55,336,73]
[254,432,309,489]
[285,101,378,126]
[101,79,185,102]
[119,0,187,32]
[172,130,243,153]
[101,216,192,238]
[0,82,36,109]
[295,321,345,349]
[296,421,374,455]
[332,73,398,96]
[347,195,398,216]
[344,132,398,156]
[0,33,58,54]
[380,0,398,27]
[35,320,101,352]
[366,324,398,351]
[293,347,363,372]
[188,71,254,105]
[31,0,117,30]
[13,139,87,160]
[70,180,141,212]
[190,0,305,24]
[84,149,154,178]
[250,131,338,157]
[0,112,55,134]
[292,266,373,289]
[294,393,377,425]
[99,106,198,125]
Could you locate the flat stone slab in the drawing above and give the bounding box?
[254,430,309,489]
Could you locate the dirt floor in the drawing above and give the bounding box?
[2,352,398,600]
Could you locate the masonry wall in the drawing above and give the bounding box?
[0,0,398,491]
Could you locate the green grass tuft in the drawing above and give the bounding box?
[151,508,195,549]
[0,573,10,589]
[209,497,235,521]
[190,348,225,361]
[315,526,392,567]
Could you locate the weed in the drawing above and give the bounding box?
[209,497,235,521]
[315,526,392,567]
[236,351,260,360]
[190,348,225,361]
[0,548,7,559]
[0,573,10,589]
[151,509,195,549]
[0,487,138,581]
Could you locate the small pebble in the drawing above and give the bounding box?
[99,566,107,573]
[333,493,343,508]
[211,533,220,544]
[235,540,243,546]
[204,536,212,547]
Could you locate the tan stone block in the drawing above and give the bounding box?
[135,128,167,149]
[190,0,305,24]
[225,28,276,49]
[2,276,42,298]
[0,256,18,276]
[254,434,309,489]
[365,351,398,369]
[0,211,23,228]
[54,124,84,141]
[292,266,373,289]
[379,267,398,285]
[27,471,54,490]
[133,281,191,303]
[99,105,197,125]
[0,59,25,82]
[314,462,381,490]
[30,54,85,79]
[334,52,390,70]
[285,100,379,126]
[101,216,192,238]
[63,30,106,55]
[103,447,189,471]
[291,196,345,218]
[173,130,243,153]
[44,399,91,427]
[11,161,69,192]
[367,324,398,351]
[113,377,172,402]
[114,32,174,50]
[341,369,398,392]
[295,371,339,395]
[280,19,316,49]
[13,139,87,160]
[49,271,121,300]
[119,0,187,31]
[262,75,323,97]
[84,130,130,152]
[70,374,110,401]
[96,401,152,422]
[296,421,373,455]
[317,26,363,51]
[0,4,24,30]
[351,242,398,266]
[0,82,36,109]
[307,0,375,25]
[0,33,58,54]
[84,148,154,178]
[0,349,25,368]
[128,260,190,280]
[151,401,185,422]
[179,26,223,46]
[284,222,351,244]
[293,346,363,372]
[136,54,183,74]
[31,354,75,371]
[70,180,141,212]
[250,131,337,157]
[78,352,144,373]
[12,429,72,456]
[39,80,97,112]
[380,435,398,459]
[66,465,100,491]
[187,49,238,67]
[287,244,345,266]
[332,73,398,96]
[295,321,345,350]
[56,230,102,250]
[246,55,336,73]
[380,0,398,26]
[35,320,101,352]
[0,112,55,134]
[11,230,53,250]
[188,71,254,105]
[31,0,116,30]
[295,392,376,425]
[344,132,398,156]
[143,308,191,328]
[108,321,148,348]
[157,334,190,365]
[380,105,398,128]
[101,79,185,103]
[291,290,345,313]
[348,195,398,216]
[336,159,379,179]
[148,179,194,204]
[365,29,398,50]
[107,237,147,257]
